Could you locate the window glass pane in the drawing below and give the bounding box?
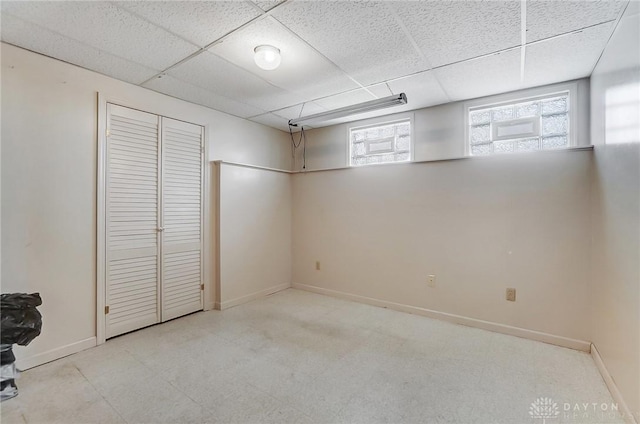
[350,120,411,166]
[468,92,570,156]
[353,142,365,156]
[492,106,514,121]
[352,157,366,166]
[471,144,492,156]
[380,153,396,163]
[470,110,491,125]
[542,114,568,136]
[515,102,539,118]
[380,125,395,138]
[396,123,411,136]
[366,155,382,164]
[541,97,567,115]
[365,127,380,139]
[471,125,490,144]
[542,135,568,149]
[494,140,515,154]
[397,136,410,151]
[395,152,411,162]
[516,138,540,152]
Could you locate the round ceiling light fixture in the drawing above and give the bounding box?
[254,45,281,71]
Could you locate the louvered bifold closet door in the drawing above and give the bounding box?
[105,104,161,338]
[161,117,204,321]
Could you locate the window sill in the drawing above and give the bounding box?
[299,145,594,174]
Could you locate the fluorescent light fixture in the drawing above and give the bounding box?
[254,45,281,71]
[289,93,408,127]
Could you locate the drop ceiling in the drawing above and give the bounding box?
[0,0,628,132]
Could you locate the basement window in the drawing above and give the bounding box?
[468,92,571,156]
[350,119,412,166]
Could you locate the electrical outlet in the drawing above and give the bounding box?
[315,261,320,271]
[506,288,516,302]
[428,275,436,287]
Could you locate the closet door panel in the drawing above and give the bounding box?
[161,117,204,321]
[106,104,161,338]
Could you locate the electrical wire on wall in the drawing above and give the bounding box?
[288,102,307,170]
[288,123,306,170]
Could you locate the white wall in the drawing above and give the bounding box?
[294,79,590,171]
[1,43,291,368]
[290,77,594,347]
[293,150,593,345]
[590,2,640,420]
[216,162,291,308]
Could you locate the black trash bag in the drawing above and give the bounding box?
[0,293,42,346]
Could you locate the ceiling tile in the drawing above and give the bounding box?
[1,0,622,135]
[387,72,450,110]
[366,83,396,98]
[272,1,428,86]
[628,0,640,17]
[113,1,261,48]
[167,51,303,111]
[434,48,522,101]
[1,1,199,70]
[313,89,379,111]
[252,0,286,12]
[248,113,293,132]
[392,1,521,68]
[591,1,639,76]
[524,22,615,87]
[1,13,158,84]
[526,0,626,42]
[143,74,266,118]
[209,17,359,103]
[272,102,328,122]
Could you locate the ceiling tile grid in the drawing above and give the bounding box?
[208,16,360,102]
[248,112,293,132]
[526,0,626,42]
[0,12,158,85]
[387,72,451,110]
[307,83,394,112]
[113,1,262,48]
[524,22,616,87]
[0,0,625,131]
[252,0,287,13]
[272,0,429,86]
[434,48,523,102]
[167,50,304,111]
[0,1,199,71]
[313,88,379,111]
[143,74,266,118]
[391,0,521,68]
[273,102,328,121]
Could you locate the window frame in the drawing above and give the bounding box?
[347,116,414,167]
[463,82,578,157]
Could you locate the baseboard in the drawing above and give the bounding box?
[292,283,591,352]
[591,343,638,424]
[219,283,290,310]
[15,337,97,371]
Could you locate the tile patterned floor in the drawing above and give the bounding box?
[0,289,624,423]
